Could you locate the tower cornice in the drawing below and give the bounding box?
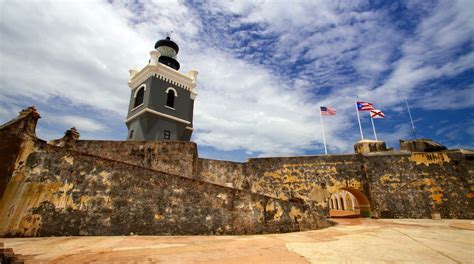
[128,63,198,93]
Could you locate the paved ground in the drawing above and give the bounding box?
[2,219,473,263]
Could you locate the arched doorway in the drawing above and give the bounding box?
[329,187,371,218]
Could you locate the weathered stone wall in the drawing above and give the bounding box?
[197,158,246,188]
[245,155,368,216]
[0,142,329,237]
[364,152,473,219]
[354,140,387,154]
[197,153,473,219]
[245,155,365,201]
[0,132,23,198]
[1,107,473,239]
[0,107,40,199]
[195,155,367,216]
[72,140,198,178]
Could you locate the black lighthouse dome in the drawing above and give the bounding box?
[154,36,180,70]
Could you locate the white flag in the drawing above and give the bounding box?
[370,110,385,118]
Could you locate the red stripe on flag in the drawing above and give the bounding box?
[321,106,336,115]
[370,110,385,118]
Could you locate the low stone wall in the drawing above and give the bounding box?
[72,140,198,178]
[245,155,366,216]
[0,143,329,237]
[365,152,474,219]
[197,158,246,188]
[195,155,365,217]
[246,155,365,200]
[196,153,473,219]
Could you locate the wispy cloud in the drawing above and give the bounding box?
[420,85,474,110]
[0,0,472,160]
[45,115,106,133]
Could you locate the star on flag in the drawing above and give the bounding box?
[357,101,374,111]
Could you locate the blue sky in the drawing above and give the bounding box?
[0,0,473,161]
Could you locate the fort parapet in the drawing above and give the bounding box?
[0,107,472,237]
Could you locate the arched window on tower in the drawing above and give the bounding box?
[133,85,145,108]
[165,87,177,109]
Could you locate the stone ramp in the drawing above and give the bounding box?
[0,142,330,237]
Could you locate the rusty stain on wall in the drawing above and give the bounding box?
[409,153,451,166]
[0,170,76,236]
[423,178,445,204]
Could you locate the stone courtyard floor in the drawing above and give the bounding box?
[1,218,473,263]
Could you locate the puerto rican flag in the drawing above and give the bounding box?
[357,101,374,111]
[370,110,385,118]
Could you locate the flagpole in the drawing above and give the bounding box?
[369,112,378,141]
[405,100,417,139]
[355,102,364,140]
[320,108,328,155]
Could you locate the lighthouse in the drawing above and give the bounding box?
[125,36,197,141]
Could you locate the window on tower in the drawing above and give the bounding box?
[164,130,171,140]
[134,86,145,108]
[166,90,175,108]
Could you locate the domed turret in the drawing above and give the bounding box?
[154,36,180,70]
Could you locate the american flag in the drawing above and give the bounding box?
[357,101,374,111]
[320,106,336,115]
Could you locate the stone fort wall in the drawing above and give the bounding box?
[0,138,327,237]
[63,137,474,220]
[364,152,473,218]
[0,108,473,237]
[72,140,198,178]
[198,153,473,219]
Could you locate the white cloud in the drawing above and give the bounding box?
[419,86,474,110]
[0,0,472,159]
[44,114,106,133]
[220,1,397,87]
[0,0,200,116]
[191,49,326,156]
[370,0,474,108]
[0,1,142,114]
